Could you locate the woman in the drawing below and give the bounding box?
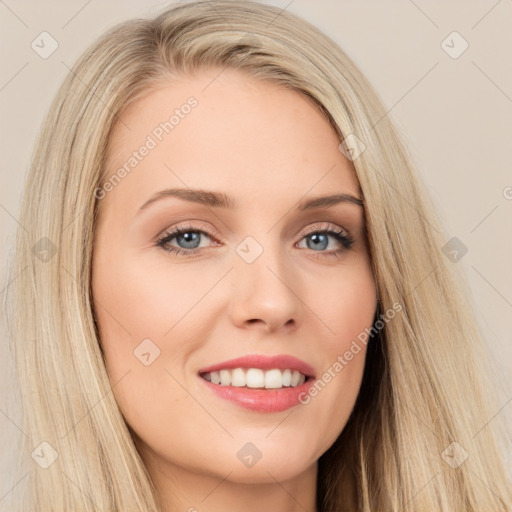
[4,1,511,510]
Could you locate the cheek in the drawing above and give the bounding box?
[91,249,218,367]
[317,255,377,346]
[91,248,206,448]
[91,247,226,428]
[299,258,376,446]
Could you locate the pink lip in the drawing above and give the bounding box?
[198,354,316,378]
[200,378,315,412]
[197,354,316,413]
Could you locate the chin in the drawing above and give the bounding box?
[214,459,315,485]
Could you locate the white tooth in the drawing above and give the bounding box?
[231,368,246,387]
[220,369,231,386]
[246,368,265,388]
[207,368,305,388]
[282,369,292,387]
[265,369,283,389]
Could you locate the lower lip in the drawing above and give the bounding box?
[199,376,315,412]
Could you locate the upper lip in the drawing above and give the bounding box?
[198,354,316,378]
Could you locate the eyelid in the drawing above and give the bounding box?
[155,221,221,245]
[300,222,351,238]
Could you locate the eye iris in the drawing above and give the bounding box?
[307,233,328,251]
[177,231,201,249]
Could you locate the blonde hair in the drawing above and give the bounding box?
[4,0,511,510]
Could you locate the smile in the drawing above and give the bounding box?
[197,354,316,412]
[200,368,307,389]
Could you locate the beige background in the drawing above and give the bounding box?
[1,0,511,502]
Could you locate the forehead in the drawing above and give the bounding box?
[102,68,360,211]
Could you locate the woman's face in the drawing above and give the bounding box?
[92,67,377,487]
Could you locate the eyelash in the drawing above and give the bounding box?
[156,222,355,260]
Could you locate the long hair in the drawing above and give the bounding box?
[4,1,511,510]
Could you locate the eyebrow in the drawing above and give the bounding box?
[137,187,363,214]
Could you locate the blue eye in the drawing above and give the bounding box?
[156,223,354,259]
[297,229,354,255]
[156,223,216,257]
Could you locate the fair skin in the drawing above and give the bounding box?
[92,67,377,512]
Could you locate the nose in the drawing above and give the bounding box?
[228,241,303,334]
